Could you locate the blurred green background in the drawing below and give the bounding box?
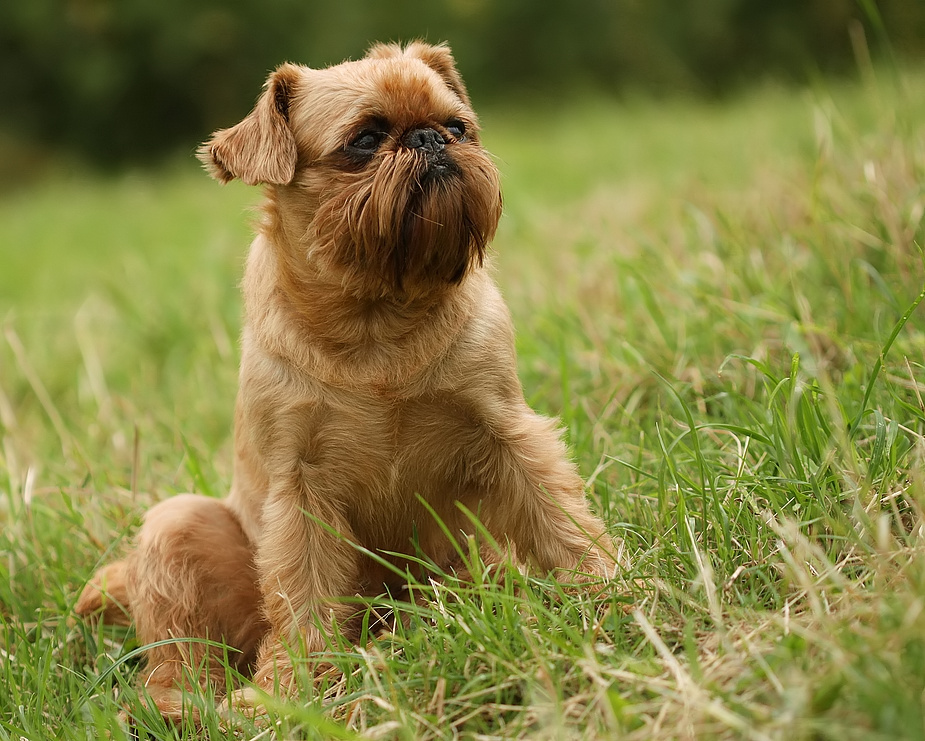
[1,0,923,171]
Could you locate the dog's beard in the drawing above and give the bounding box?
[311,148,502,297]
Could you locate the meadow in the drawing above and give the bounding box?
[1,67,925,740]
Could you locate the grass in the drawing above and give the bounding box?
[2,66,925,740]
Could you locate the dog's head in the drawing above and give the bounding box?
[198,42,502,298]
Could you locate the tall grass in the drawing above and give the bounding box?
[1,68,925,739]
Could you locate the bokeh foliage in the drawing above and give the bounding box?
[1,0,923,166]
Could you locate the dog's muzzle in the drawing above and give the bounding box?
[404,128,459,183]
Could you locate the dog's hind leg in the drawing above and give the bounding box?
[90,494,268,723]
[128,494,268,721]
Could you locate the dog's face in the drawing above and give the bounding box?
[198,43,503,298]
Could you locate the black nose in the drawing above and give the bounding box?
[403,128,446,155]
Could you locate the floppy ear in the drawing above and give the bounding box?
[366,41,472,108]
[197,63,301,186]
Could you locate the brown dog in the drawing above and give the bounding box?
[76,41,614,720]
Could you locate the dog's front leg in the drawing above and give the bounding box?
[480,405,616,584]
[245,487,361,698]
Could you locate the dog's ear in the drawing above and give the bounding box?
[366,42,471,108]
[197,63,301,186]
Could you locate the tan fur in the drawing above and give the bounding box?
[77,42,615,722]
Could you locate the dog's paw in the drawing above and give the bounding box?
[554,557,619,601]
[119,686,200,730]
[219,686,271,727]
[75,561,132,625]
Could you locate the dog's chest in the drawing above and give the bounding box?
[343,392,492,556]
[248,379,496,553]
[317,391,484,495]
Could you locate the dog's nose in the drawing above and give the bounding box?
[403,128,445,155]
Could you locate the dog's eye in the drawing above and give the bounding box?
[348,131,385,154]
[446,119,467,140]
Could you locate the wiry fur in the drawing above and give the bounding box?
[76,42,615,722]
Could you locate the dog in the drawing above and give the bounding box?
[76,41,615,721]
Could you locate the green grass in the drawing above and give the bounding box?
[2,67,925,740]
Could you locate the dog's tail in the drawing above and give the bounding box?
[75,560,133,626]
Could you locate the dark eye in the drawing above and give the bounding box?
[446,119,467,140]
[348,130,385,154]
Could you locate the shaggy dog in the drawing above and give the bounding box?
[77,41,614,720]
